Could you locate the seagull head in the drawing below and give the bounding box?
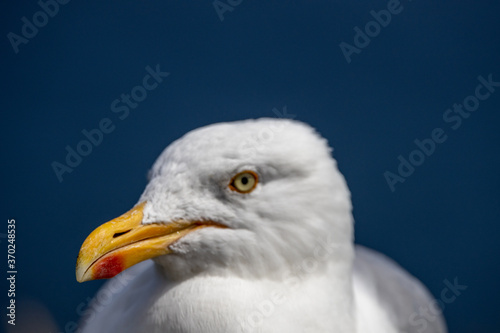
[76,119,353,282]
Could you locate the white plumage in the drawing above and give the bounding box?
[79,119,447,333]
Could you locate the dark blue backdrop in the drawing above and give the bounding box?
[2,1,499,332]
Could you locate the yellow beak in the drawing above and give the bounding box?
[75,202,223,282]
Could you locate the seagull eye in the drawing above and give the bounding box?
[229,171,258,193]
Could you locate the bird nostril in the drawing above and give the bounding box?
[113,230,132,238]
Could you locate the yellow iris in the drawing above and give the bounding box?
[230,171,258,193]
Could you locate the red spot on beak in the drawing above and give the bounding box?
[92,255,124,280]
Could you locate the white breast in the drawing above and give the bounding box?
[79,260,356,333]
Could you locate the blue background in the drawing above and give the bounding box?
[1,1,499,332]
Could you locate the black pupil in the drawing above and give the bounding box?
[241,176,249,185]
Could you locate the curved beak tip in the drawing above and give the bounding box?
[75,202,147,283]
[75,201,228,283]
[75,202,197,282]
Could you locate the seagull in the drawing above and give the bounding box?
[76,118,447,333]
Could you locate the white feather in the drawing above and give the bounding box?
[79,119,446,333]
